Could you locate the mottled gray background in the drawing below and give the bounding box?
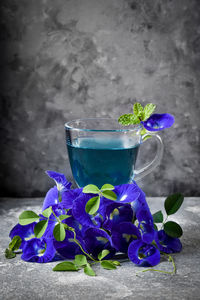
[0,0,199,197]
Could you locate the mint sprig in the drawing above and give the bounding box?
[118,102,156,126]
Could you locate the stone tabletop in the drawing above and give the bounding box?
[0,197,200,300]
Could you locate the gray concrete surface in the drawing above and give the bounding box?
[0,197,200,300]
[0,0,200,197]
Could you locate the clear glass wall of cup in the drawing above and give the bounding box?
[65,118,163,188]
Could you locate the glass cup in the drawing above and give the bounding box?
[65,118,163,188]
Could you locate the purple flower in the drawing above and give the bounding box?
[21,238,56,263]
[46,171,72,192]
[142,113,174,131]
[72,193,102,228]
[132,189,155,243]
[103,203,134,231]
[84,228,116,259]
[42,186,59,211]
[9,223,36,249]
[53,230,86,259]
[114,183,140,204]
[61,188,83,209]
[111,222,140,253]
[155,230,182,254]
[128,240,160,267]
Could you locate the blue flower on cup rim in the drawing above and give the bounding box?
[142,113,174,131]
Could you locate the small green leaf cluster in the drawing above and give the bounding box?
[118,102,156,126]
[83,184,117,215]
[53,249,120,276]
[153,193,184,238]
[17,206,72,243]
[5,235,22,259]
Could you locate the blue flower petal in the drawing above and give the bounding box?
[128,240,160,267]
[142,113,174,132]
[114,183,140,203]
[46,170,72,192]
[132,188,155,243]
[9,223,36,249]
[53,230,86,259]
[112,222,141,253]
[63,214,88,237]
[84,228,116,259]
[21,238,56,263]
[103,203,134,231]
[42,186,59,211]
[72,193,101,228]
[155,230,182,254]
[61,188,83,209]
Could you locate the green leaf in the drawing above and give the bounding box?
[83,184,100,194]
[101,184,115,191]
[118,114,140,126]
[5,248,16,259]
[53,262,79,271]
[164,193,184,216]
[133,102,143,117]
[100,260,117,270]
[164,221,183,238]
[59,215,71,221]
[42,207,52,218]
[140,128,147,135]
[154,223,158,231]
[153,211,163,223]
[111,261,121,266]
[98,249,110,260]
[74,255,87,266]
[9,236,22,251]
[142,135,152,141]
[53,223,66,241]
[101,190,117,201]
[85,196,100,215]
[34,220,48,238]
[19,210,39,225]
[84,264,96,276]
[142,103,156,121]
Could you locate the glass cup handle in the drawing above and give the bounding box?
[134,133,164,182]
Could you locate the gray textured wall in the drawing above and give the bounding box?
[0,0,200,197]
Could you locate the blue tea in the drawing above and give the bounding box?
[67,136,140,188]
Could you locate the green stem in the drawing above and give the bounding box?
[72,229,97,262]
[161,216,168,229]
[51,208,61,223]
[136,253,176,276]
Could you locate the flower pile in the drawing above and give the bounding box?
[6,171,184,276]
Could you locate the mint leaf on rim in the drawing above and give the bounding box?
[118,114,140,126]
[142,103,156,121]
[133,102,143,117]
